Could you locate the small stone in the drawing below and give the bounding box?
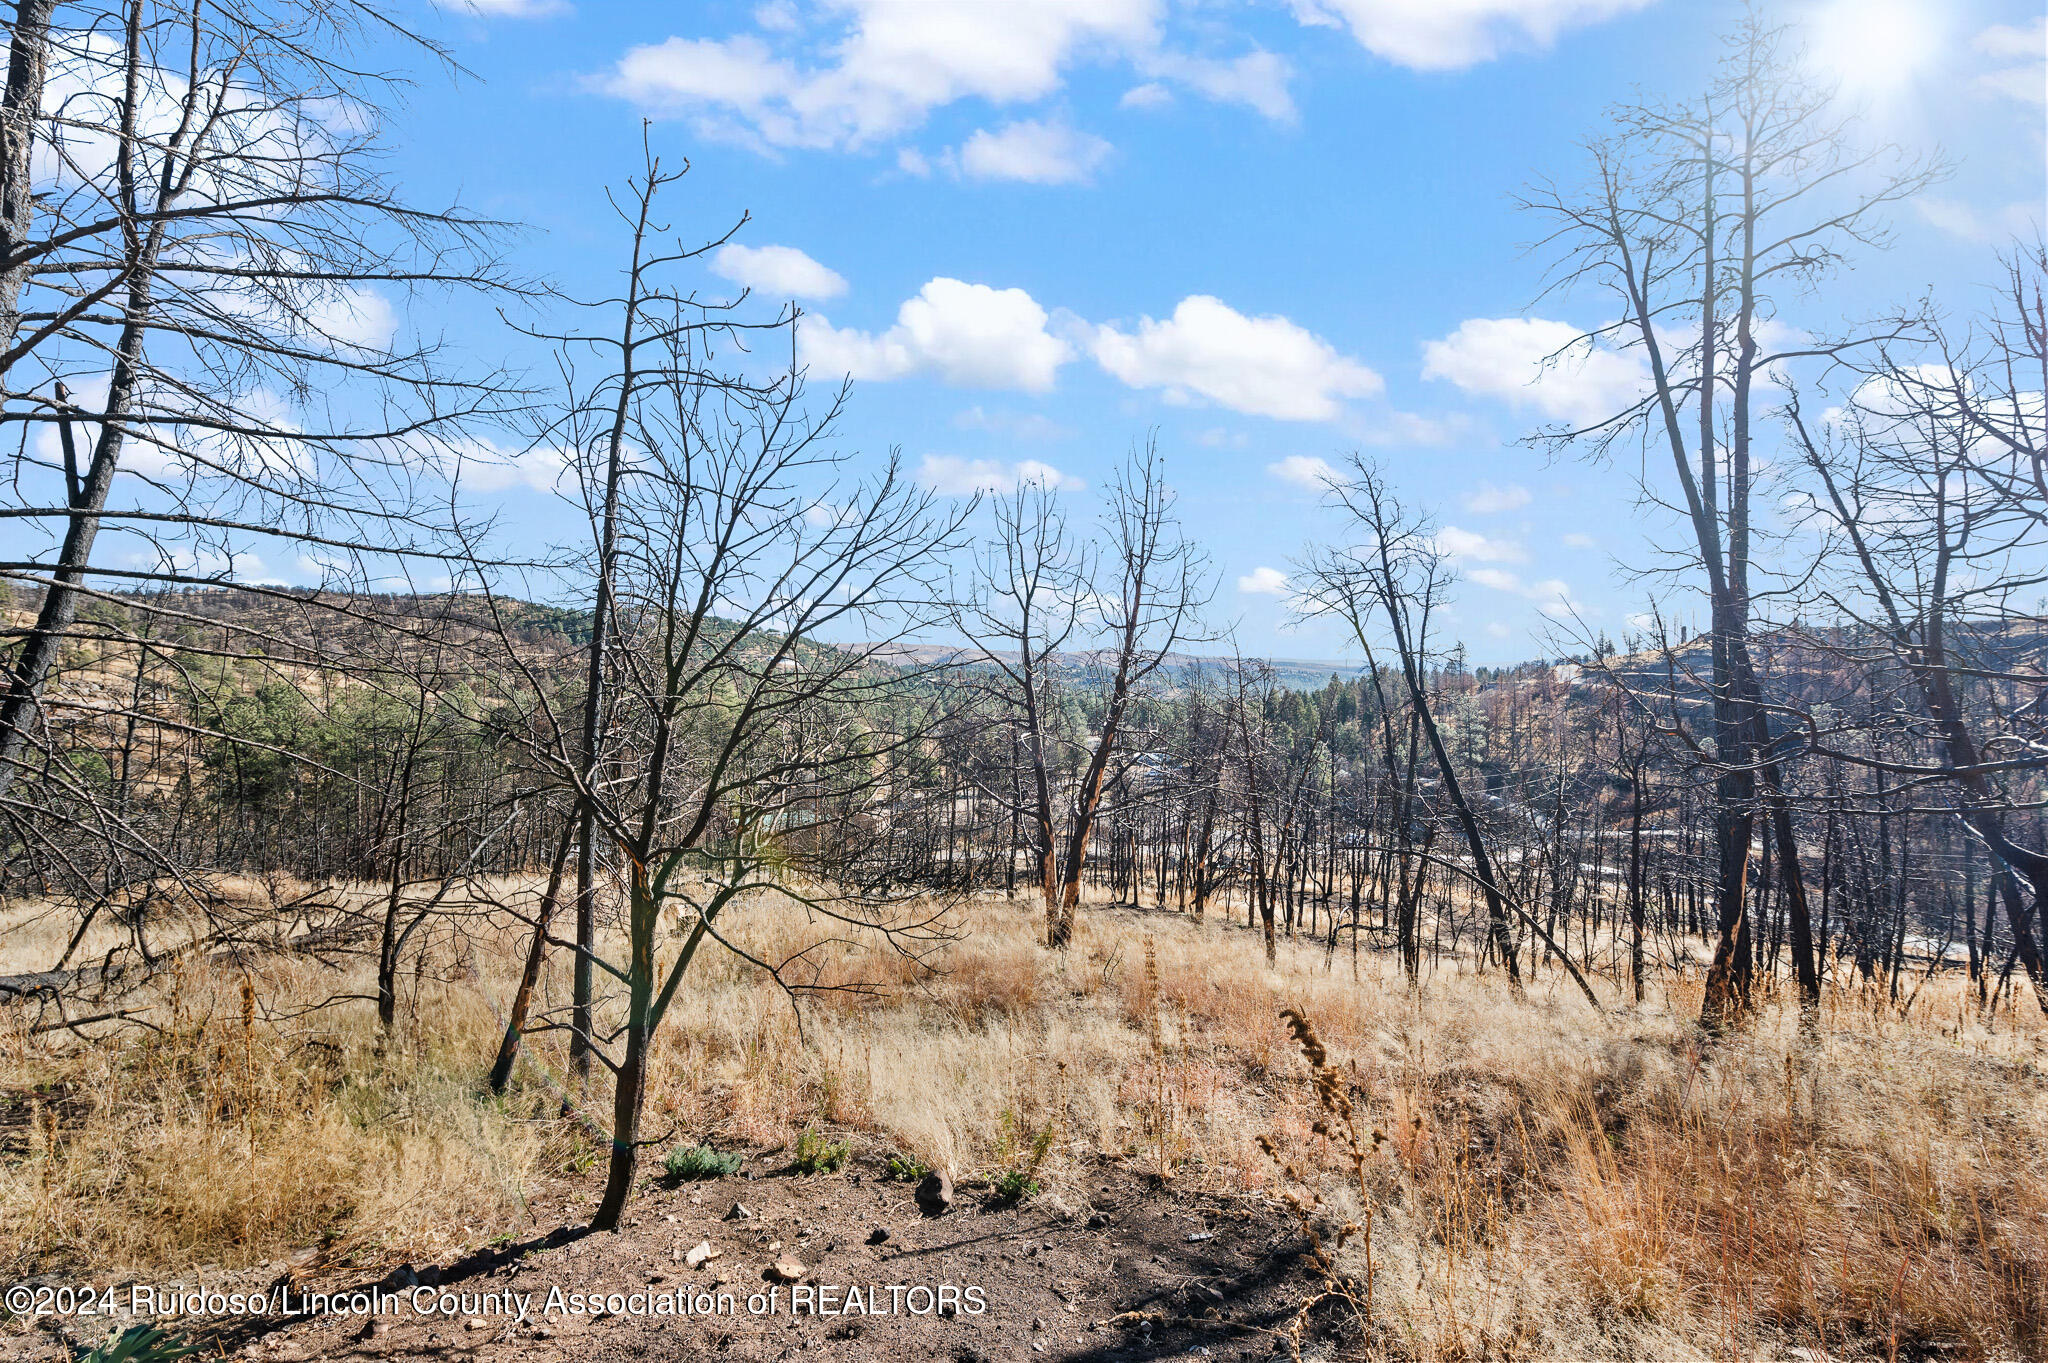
[725,1202,753,1221]
[463,1317,487,1332]
[866,1226,889,1246]
[914,1171,953,1216]
[685,1242,717,1270]
[768,1257,806,1283]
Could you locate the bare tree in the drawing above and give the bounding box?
[1523,9,1936,1026]
[1049,441,1210,948]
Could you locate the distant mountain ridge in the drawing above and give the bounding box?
[864,642,1373,691]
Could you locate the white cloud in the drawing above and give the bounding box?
[711,243,848,300]
[1916,196,2042,244]
[1461,481,1530,514]
[1135,48,1294,120]
[1422,316,1647,428]
[599,1,1303,156]
[1484,621,1512,639]
[1119,81,1173,109]
[308,287,398,352]
[956,118,1112,185]
[1091,296,1383,421]
[1466,566,1577,615]
[916,454,1083,495]
[1975,18,2046,107]
[1267,454,1339,489]
[1561,532,1595,549]
[1288,0,1652,71]
[1435,525,1525,563]
[601,0,1160,150]
[1238,565,1290,595]
[452,437,575,495]
[896,147,932,176]
[800,278,1073,391]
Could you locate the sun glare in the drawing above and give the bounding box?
[1806,0,1945,102]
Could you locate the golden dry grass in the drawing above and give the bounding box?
[3,883,2045,1358]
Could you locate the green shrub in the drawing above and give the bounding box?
[991,1167,1040,1203]
[884,1153,930,1183]
[793,1127,850,1175]
[989,1109,1053,1205]
[664,1142,743,1181]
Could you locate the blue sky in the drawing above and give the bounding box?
[212,1,2048,662]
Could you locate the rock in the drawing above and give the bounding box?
[1086,1213,1109,1230]
[1185,1230,1215,1242]
[725,1201,753,1221]
[685,1242,717,1270]
[865,1226,889,1246]
[463,1318,487,1332]
[768,1257,806,1283]
[914,1171,952,1216]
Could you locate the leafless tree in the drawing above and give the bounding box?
[1522,8,1936,1026]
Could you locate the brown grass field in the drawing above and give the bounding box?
[2,882,2046,1360]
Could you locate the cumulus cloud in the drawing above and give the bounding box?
[1287,0,1653,71]
[597,1,1304,157]
[1461,481,1530,514]
[599,1,1159,150]
[1435,525,1525,563]
[800,278,1073,391]
[1267,454,1340,489]
[1238,565,1290,595]
[711,243,848,300]
[956,118,1112,185]
[1091,296,1382,421]
[1422,316,1647,428]
[915,454,1083,495]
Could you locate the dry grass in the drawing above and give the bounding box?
[3,884,2046,1358]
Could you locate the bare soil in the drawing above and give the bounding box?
[6,1157,1323,1363]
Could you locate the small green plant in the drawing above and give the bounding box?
[664,1142,744,1181]
[991,1166,1040,1203]
[989,1108,1054,1205]
[793,1126,850,1174]
[79,1326,198,1363]
[884,1153,931,1182]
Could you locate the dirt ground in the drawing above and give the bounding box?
[5,1156,1325,1363]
